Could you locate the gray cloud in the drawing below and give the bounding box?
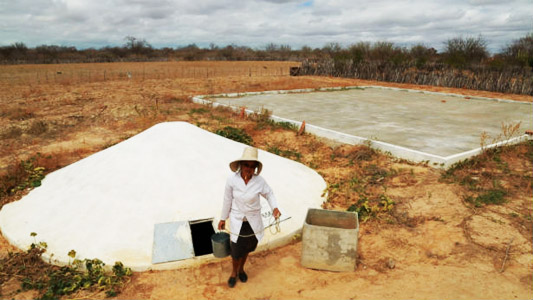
[0,0,529,52]
[468,0,504,4]
[260,0,304,3]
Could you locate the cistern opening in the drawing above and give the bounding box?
[190,219,216,256]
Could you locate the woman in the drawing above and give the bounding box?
[218,146,281,288]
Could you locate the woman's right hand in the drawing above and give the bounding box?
[218,220,225,230]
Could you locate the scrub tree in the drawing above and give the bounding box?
[501,33,533,69]
[443,35,488,68]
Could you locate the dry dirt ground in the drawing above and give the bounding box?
[0,63,531,299]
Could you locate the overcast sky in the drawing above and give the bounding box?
[0,0,531,53]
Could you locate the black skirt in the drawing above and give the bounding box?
[230,221,258,259]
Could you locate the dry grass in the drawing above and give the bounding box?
[0,62,532,299]
[0,61,301,85]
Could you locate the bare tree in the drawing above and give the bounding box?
[265,43,279,52]
[410,44,437,67]
[348,42,370,63]
[369,41,396,62]
[502,33,533,68]
[322,42,342,57]
[443,35,488,68]
[124,36,152,54]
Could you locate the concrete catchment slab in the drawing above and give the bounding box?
[0,122,326,271]
[195,86,533,168]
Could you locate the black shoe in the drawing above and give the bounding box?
[238,272,248,283]
[228,277,237,288]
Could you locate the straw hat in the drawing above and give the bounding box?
[229,147,263,175]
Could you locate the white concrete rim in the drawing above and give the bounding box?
[193,87,532,169]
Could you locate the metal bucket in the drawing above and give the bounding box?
[211,232,230,258]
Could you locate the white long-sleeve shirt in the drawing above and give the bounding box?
[221,171,278,243]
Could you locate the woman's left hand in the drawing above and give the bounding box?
[218,220,226,230]
[273,208,281,219]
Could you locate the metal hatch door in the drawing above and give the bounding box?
[152,221,194,264]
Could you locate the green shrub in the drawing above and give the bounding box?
[466,189,507,207]
[215,126,253,145]
[269,121,298,131]
[267,146,301,161]
[1,233,132,299]
[6,155,46,196]
[476,189,506,205]
[347,197,373,221]
[188,108,209,115]
[347,194,394,221]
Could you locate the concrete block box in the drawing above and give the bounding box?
[301,208,359,272]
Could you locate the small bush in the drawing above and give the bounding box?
[188,108,209,115]
[27,120,48,136]
[347,197,372,218]
[476,189,506,205]
[2,126,23,139]
[251,108,298,131]
[351,147,375,161]
[465,189,507,207]
[1,233,132,299]
[10,157,45,193]
[269,121,298,131]
[5,107,35,121]
[0,153,65,206]
[215,126,253,145]
[250,107,272,123]
[0,155,47,205]
[267,146,301,161]
[364,164,389,184]
[347,194,394,221]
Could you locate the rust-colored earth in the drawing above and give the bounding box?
[0,62,531,299]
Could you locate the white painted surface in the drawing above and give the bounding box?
[0,122,326,271]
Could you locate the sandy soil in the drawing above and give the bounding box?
[116,166,532,300]
[0,67,531,299]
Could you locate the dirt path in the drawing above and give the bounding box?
[119,242,529,300]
